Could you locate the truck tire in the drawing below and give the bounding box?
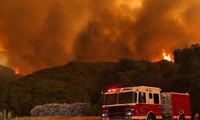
[147,114,157,120]
[179,115,186,120]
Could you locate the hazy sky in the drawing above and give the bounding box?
[0,0,199,74]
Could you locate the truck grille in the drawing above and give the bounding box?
[108,106,125,119]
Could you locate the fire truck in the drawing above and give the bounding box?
[102,86,191,120]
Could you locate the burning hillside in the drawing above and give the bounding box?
[162,49,172,62]
[0,0,199,74]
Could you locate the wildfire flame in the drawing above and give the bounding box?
[162,49,172,61]
[15,67,19,74]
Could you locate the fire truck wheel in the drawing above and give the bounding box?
[147,114,156,120]
[179,115,186,120]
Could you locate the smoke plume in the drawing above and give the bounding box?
[0,0,199,74]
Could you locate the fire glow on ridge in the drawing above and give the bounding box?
[162,49,172,61]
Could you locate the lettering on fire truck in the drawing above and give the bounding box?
[102,86,191,120]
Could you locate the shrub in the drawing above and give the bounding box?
[30,103,92,117]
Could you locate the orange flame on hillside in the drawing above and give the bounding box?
[162,49,172,61]
[15,67,19,74]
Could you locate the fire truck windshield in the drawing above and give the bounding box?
[118,92,137,104]
[103,92,137,105]
[104,93,118,105]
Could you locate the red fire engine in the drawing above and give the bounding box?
[102,86,191,120]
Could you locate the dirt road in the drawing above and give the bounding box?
[14,116,101,120]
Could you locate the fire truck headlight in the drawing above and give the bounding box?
[126,111,132,116]
[126,110,133,116]
[102,113,108,117]
[125,109,134,116]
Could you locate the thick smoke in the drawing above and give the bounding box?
[0,0,199,74]
[74,0,197,61]
[0,0,91,74]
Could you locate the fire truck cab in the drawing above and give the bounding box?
[102,86,191,120]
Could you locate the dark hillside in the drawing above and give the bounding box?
[8,61,115,115]
[0,65,22,111]
[0,65,21,84]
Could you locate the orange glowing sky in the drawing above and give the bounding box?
[0,0,199,74]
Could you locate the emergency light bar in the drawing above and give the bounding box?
[107,87,133,92]
[108,88,117,92]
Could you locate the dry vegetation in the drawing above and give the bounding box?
[14,116,101,120]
